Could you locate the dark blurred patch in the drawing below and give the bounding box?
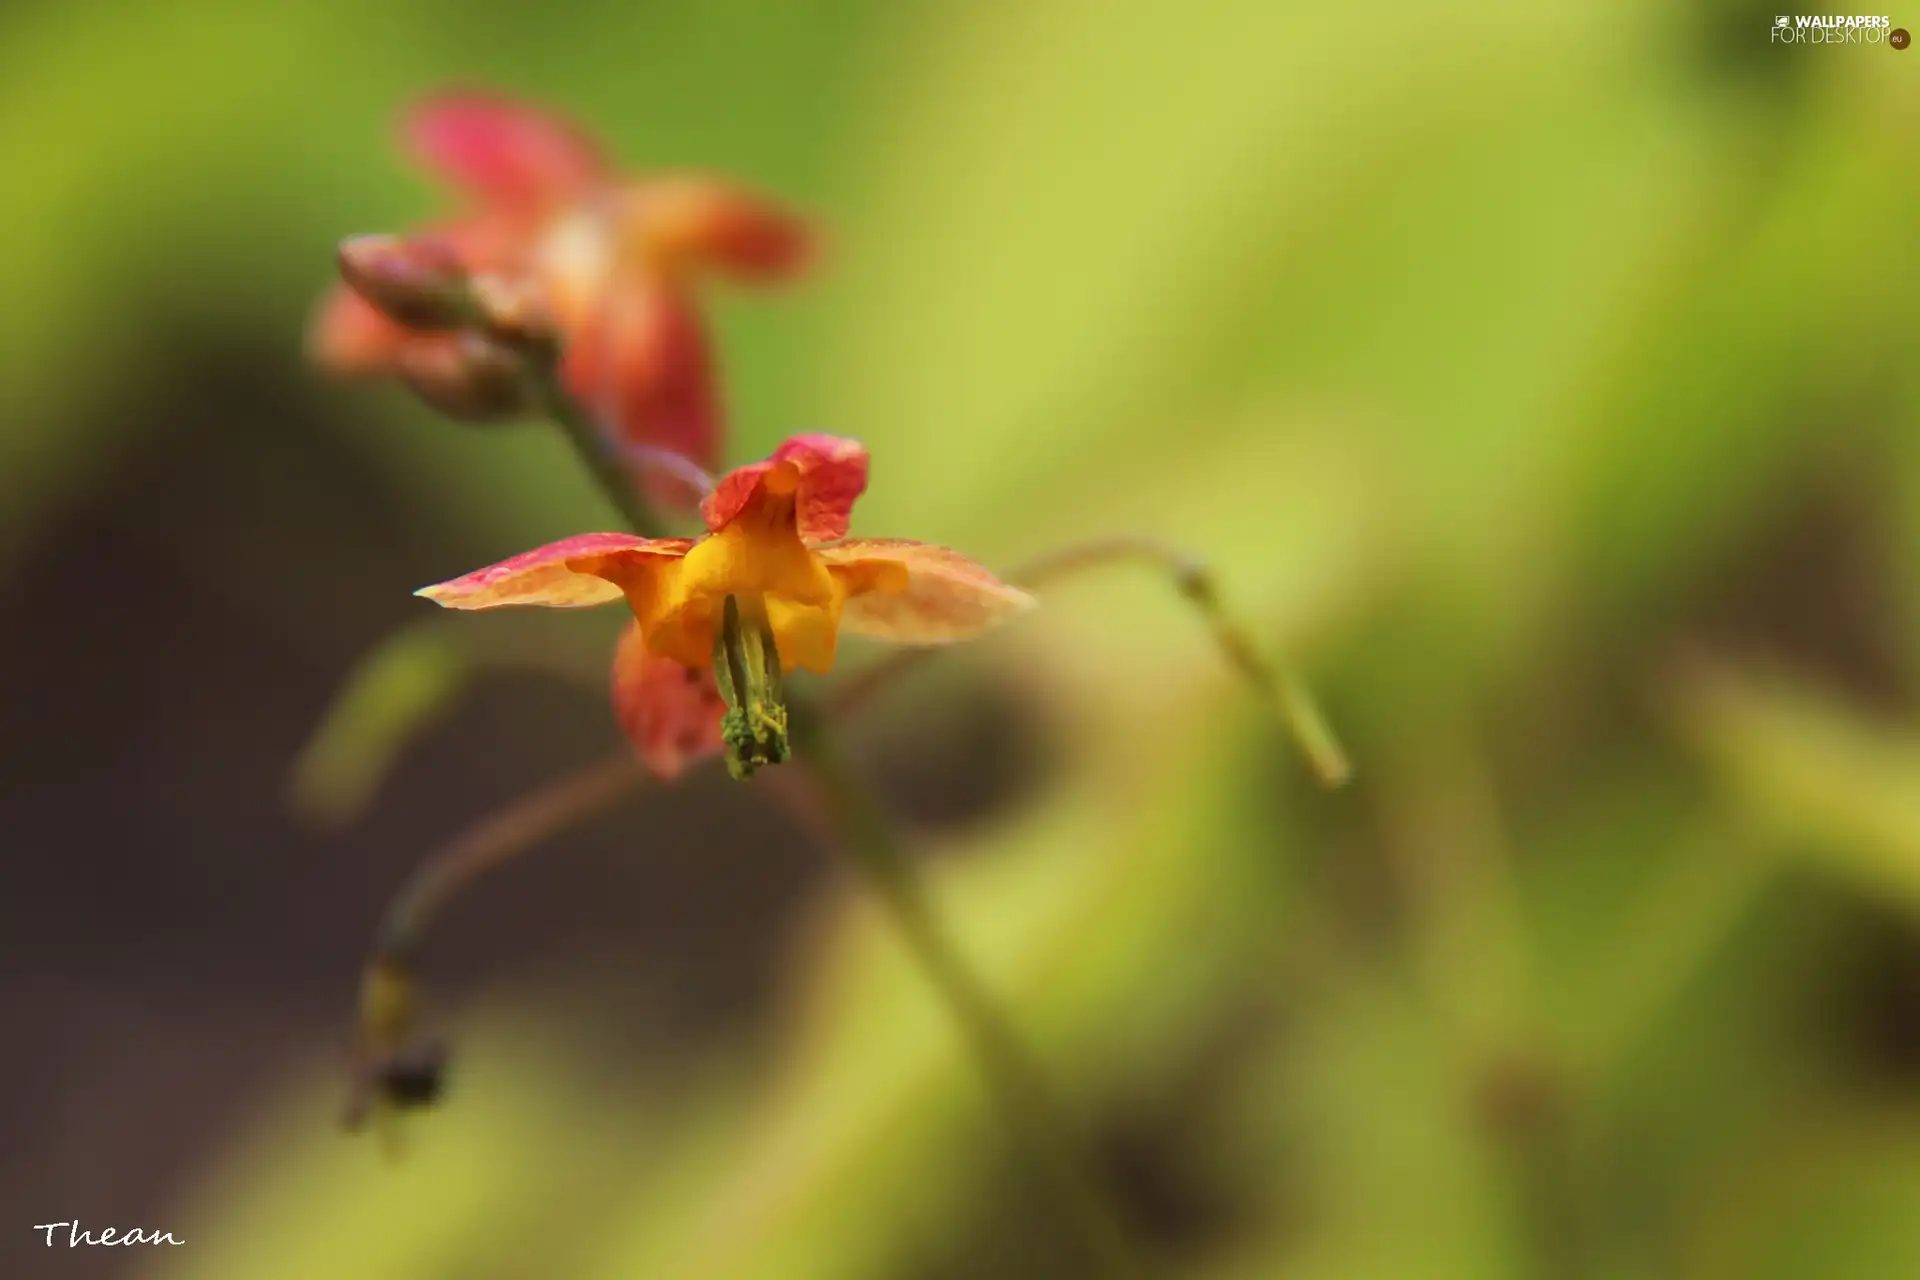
[1687,0,1814,98]
[1487,431,1910,843]
[916,988,1286,1280]
[854,657,1057,840]
[1470,1044,1570,1145]
[1816,899,1920,1087]
[1092,990,1288,1264]
[1685,445,1911,713]
[1474,1043,1590,1280]
[0,330,829,1278]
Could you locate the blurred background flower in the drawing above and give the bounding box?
[5,1,1920,1277]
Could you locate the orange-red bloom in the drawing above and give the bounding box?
[420,435,1032,773]
[310,91,811,496]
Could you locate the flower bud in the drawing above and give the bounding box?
[374,1038,449,1110]
[342,1036,450,1130]
[397,331,534,422]
[337,234,474,331]
[469,273,557,348]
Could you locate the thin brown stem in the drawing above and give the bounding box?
[788,711,1146,1279]
[835,534,1352,786]
[344,751,648,1131]
[527,355,674,538]
[371,750,647,966]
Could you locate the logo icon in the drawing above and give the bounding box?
[1775,14,1791,25]
[1893,26,1912,47]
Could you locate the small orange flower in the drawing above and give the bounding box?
[420,434,1032,670]
[419,435,1033,774]
[310,90,811,495]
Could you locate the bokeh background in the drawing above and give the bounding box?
[6,0,1920,1276]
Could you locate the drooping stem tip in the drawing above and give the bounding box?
[344,751,645,1131]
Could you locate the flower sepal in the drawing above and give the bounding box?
[337,234,478,332]
[397,330,536,422]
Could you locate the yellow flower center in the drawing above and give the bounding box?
[635,462,863,674]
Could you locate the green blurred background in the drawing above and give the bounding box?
[6,0,1920,1276]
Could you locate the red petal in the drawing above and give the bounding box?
[624,176,813,281]
[308,285,413,375]
[702,434,869,542]
[406,91,608,212]
[610,622,725,779]
[560,282,721,501]
[417,532,693,609]
[818,539,1035,644]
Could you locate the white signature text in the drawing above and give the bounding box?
[34,1220,183,1248]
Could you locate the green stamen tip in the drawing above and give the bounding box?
[713,595,792,780]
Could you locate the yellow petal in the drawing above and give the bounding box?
[763,594,843,674]
[568,543,706,668]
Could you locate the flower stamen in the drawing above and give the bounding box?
[713,594,790,778]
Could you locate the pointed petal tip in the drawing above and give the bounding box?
[626,176,814,282]
[416,532,690,611]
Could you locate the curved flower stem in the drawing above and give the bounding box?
[788,710,1146,1280]
[525,356,676,538]
[1014,536,1348,786]
[506,329,1145,1276]
[618,441,718,499]
[293,613,611,827]
[836,534,1351,787]
[345,750,646,1129]
[368,750,647,969]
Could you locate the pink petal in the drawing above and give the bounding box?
[819,539,1035,644]
[702,434,870,542]
[624,176,813,281]
[417,533,693,609]
[406,90,608,212]
[611,622,725,779]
